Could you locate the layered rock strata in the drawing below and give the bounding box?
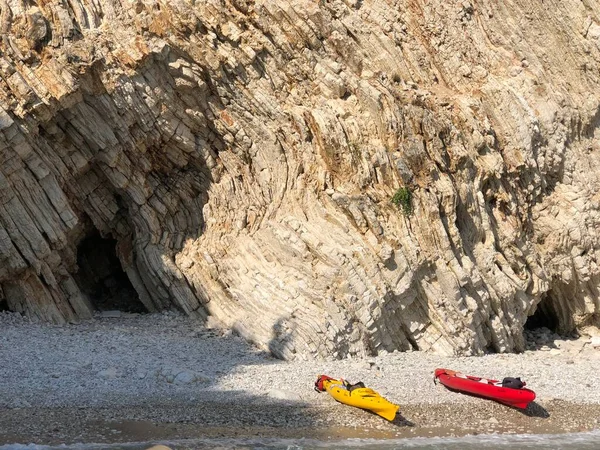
[1,0,600,358]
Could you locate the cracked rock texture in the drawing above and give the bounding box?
[1,0,600,359]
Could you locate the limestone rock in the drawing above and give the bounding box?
[1,0,600,359]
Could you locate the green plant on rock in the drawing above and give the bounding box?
[391,187,413,216]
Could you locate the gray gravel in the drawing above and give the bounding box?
[1,311,600,445]
[1,310,600,411]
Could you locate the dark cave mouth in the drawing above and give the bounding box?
[524,302,559,332]
[523,292,568,340]
[75,232,147,313]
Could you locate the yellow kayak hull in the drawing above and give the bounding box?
[321,378,400,421]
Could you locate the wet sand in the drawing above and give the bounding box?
[2,399,599,446]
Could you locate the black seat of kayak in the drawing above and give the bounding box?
[350,381,366,391]
[344,381,366,392]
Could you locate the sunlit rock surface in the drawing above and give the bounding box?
[1,0,600,359]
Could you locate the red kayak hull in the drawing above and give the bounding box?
[434,368,536,409]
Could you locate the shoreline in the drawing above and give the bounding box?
[1,312,599,445]
[2,400,600,446]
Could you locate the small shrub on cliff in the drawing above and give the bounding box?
[391,187,412,216]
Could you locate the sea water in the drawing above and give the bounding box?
[2,431,600,450]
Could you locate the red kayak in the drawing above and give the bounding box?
[434,368,536,409]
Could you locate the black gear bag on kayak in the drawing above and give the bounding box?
[501,377,525,389]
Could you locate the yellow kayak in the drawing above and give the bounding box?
[314,375,400,421]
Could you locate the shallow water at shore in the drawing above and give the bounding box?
[2,430,600,450]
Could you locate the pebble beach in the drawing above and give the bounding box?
[1,311,600,447]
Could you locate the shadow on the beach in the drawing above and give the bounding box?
[392,414,415,427]
[362,410,415,427]
[518,401,550,418]
[523,326,581,352]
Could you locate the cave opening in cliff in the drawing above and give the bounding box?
[524,294,559,332]
[75,231,146,313]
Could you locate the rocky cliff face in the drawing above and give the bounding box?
[1,0,600,359]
